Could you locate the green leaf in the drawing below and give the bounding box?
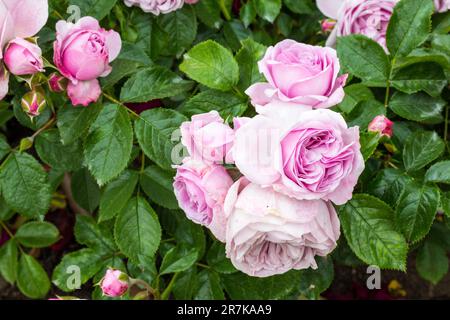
[68,0,118,20]
[71,168,101,213]
[35,129,83,172]
[347,100,385,129]
[416,239,449,284]
[338,84,374,114]
[368,169,413,207]
[17,254,50,299]
[57,102,101,145]
[0,195,13,221]
[395,182,440,243]
[0,240,18,284]
[173,266,198,299]
[240,0,257,28]
[403,131,445,172]
[391,62,447,97]
[140,165,178,209]
[222,270,299,299]
[195,0,223,29]
[339,194,408,270]
[425,161,450,184]
[298,257,334,299]
[441,191,450,218]
[283,0,315,14]
[236,38,266,92]
[52,248,106,292]
[134,108,187,171]
[0,152,51,218]
[337,35,391,84]
[389,91,445,124]
[386,0,434,58]
[178,90,247,119]
[74,215,116,253]
[121,66,193,103]
[84,104,133,185]
[99,170,139,222]
[206,242,237,274]
[180,40,240,91]
[15,222,59,248]
[157,6,197,57]
[114,197,161,263]
[254,0,281,23]
[160,245,198,275]
[194,270,225,300]
[0,134,10,161]
[360,131,380,161]
[223,20,252,52]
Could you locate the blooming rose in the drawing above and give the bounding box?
[317,0,398,51]
[53,17,121,106]
[224,178,340,277]
[124,0,184,15]
[100,269,129,297]
[0,0,48,100]
[368,115,393,138]
[233,108,365,205]
[246,40,347,111]
[4,38,44,76]
[181,111,234,164]
[173,159,233,242]
[435,0,450,12]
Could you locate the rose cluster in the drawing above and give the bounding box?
[174,39,365,277]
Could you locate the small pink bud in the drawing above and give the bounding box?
[368,115,394,138]
[185,0,199,3]
[321,19,336,33]
[100,269,129,297]
[21,90,46,118]
[4,38,44,76]
[48,73,67,93]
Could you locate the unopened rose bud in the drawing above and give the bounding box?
[100,269,129,297]
[48,73,67,93]
[21,90,46,118]
[321,19,336,33]
[368,115,393,138]
[4,38,44,76]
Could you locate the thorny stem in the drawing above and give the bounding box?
[31,116,56,140]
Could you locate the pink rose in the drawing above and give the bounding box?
[435,0,450,12]
[246,40,347,111]
[53,17,121,106]
[185,0,199,4]
[181,111,234,164]
[233,108,365,205]
[100,269,129,297]
[224,178,340,277]
[4,38,44,76]
[67,79,102,107]
[0,0,48,100]
[173,159,233,242]
[317,0,398,51]
[124,0,184,15]
[368,115,393,138]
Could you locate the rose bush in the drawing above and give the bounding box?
[0,0,448,300]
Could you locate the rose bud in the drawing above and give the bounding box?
[123,0,184,15]
[4,38,44,76]
[21,90,46,118]
[185,0,199,4]
[48,73,67,93]
[321,19,336,33]
[100,269,129,297]
[368,115,393,138]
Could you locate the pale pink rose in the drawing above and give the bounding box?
[4,38,44,75]
[435,0,450,12]
[224,178,340,277]
[53,16,121,106]
[173,159,233,242]
[368,115,393,138]
[246,40,347,111]
[100,269,129,297]
[317,0,398,51]
[233,108,365,205]
[67,79,101,107]
[123,0,184,15]
[181,111,234,164]
[0,0,49,58]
